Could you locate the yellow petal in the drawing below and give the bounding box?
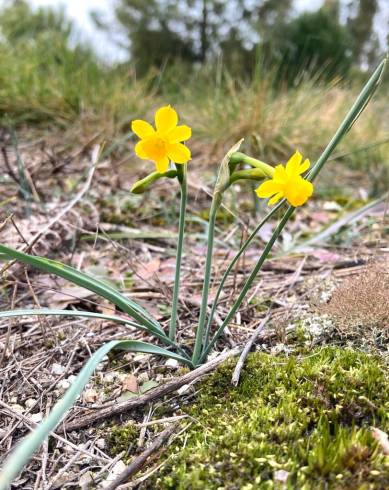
[167,125,192,143]
[135,141,149,159]
[131,119,155,139]
[167,143,191,164]
[285,151,303,175]
[299,158,310,174]
[155,105,178,133]
[155,157,170,173]
[256,179,283,198]
[268,192,284,205]
[284,178,314,207]
[273,164,288,183]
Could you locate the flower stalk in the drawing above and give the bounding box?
[169,163,188,340]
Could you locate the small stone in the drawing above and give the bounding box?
[51,363,65,375]
[323,201,342,211]
[102,460,127,487]
[165,358,179,369]
[25,398,37,409]
[274,469,289,483]
[95,438,106,449]
[58,379,71,392]
[137,371,149,383]
[30,413,43,423]
[83,389,98,404]
[104,373,115,383]
[177,384,190,395]
[11,404,24,413]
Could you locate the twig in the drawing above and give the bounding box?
[231,314,270,386]
[59,346,243,433]
[20,145,100,253]
[1,146,20,184]
[104,423,178,490]
[0,145,100,274]
[0,399,109,464]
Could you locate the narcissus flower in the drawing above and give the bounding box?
[132,105,191,173]
[256,151,314,207]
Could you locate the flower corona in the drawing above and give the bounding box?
[132,105,191,173]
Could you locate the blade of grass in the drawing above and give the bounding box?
[0,309,191,359]
[0,339,192,489]
[0,243,163,335]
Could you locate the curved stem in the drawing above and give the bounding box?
[192,197,220,364]
[202,200,284,351]
[169,164,188,340]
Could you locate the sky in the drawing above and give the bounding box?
[26,0,326,62]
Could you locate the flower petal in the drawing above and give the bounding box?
[284,178,314,207]
[131,119,155,139]
[167,143,191,164]
[268,192,284,205]
[286,151,303,175]
[135,141,149,159]
[155,105,178,133]
[299,158,310,174]
[273,164,288,183]
[155,157,170,173]
[167,125,192,143]
[256,179,283,198]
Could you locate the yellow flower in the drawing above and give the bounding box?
[132,105,192,173]
[256,151,314,207]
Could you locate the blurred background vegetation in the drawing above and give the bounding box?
[0,0,388,196]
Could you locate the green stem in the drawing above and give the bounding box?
[200,207,294,363]
[169,164,188,340]
[202,200,284,351]
[229,152,274,177]
[192,197,220,364]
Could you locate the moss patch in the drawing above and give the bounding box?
[151,347,388,489]
[107,423,139,460]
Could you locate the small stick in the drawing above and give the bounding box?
[0,145,99,274]
[104,423,178,490]
[231,314,270,386]
[59,346,242,433]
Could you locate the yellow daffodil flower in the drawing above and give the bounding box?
[255,151,314,207]
[132,105,192,173]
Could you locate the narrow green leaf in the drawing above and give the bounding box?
[0,339,192,489]
[0,308,147,333]
[0,244,163,335]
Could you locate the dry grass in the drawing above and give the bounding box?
[325,260,389,332]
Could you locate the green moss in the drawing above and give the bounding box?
[151,347,388,489]
[107,423,139,459]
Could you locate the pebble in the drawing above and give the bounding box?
[25,398,37,409]
[51,363,66,375]
[102,460,127,487]
[165,358,179,368]
[30,413,43,423]
[95,438,106,449]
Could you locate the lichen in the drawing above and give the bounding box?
[148,347,389,489]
